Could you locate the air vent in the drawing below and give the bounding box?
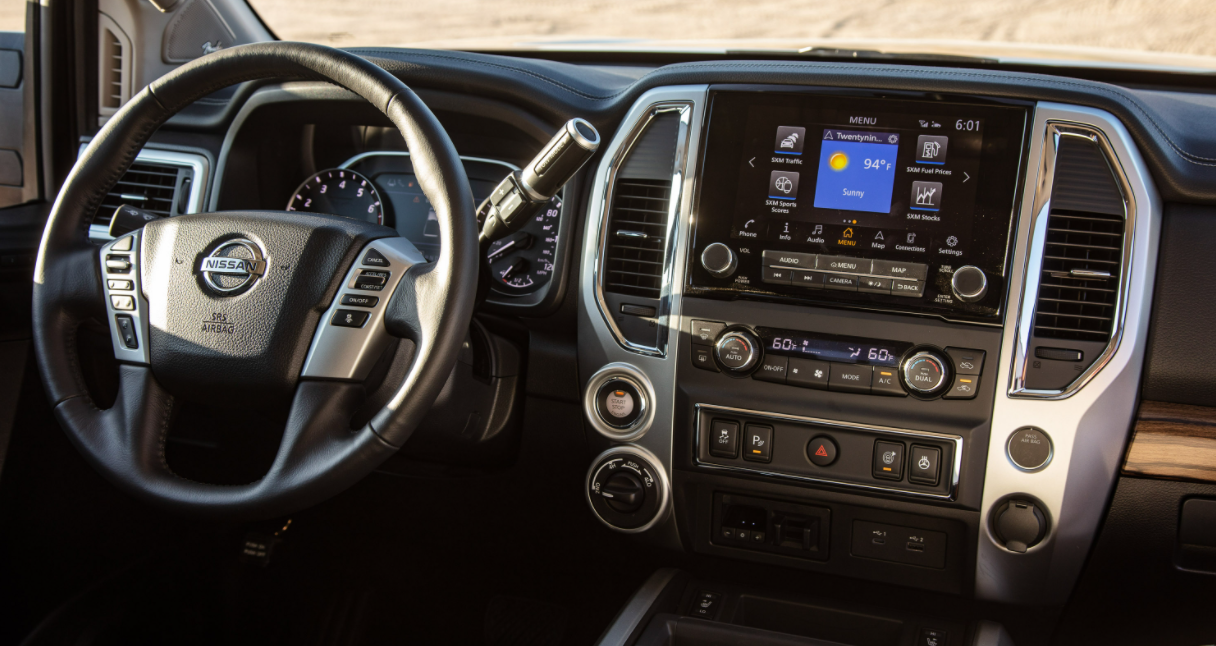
[604,179,671,298]
[1021,131,1127,392]
[94,161,191,228]
[98,15,132,120]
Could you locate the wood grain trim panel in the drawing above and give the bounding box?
[1123,400,1216,483]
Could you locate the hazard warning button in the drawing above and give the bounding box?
[807,435,839,467]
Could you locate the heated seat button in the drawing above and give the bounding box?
[753,354,788,384]
[708,419,739,458]
[743,425,773,463]
[909,445,942,485]
[873,441,905,480]
[331,309,370,328]
[807,435,838,466]
[916,628,949,646]
[340,293,379,308]
[829,363,873,394]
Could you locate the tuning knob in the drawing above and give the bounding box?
[714,329,760,374]
[701,242,737,278]
[952,265,988,303]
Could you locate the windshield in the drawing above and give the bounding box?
[249,0,1216,71]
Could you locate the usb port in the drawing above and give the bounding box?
[872,537,885,545]
[906,542,925,552]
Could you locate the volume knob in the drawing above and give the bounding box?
[701,243,737,278]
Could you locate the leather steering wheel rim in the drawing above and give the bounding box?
[31,42,479,519]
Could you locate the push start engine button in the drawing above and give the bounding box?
[596,379,644,429]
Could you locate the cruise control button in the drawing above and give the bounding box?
[787,358,830,389]
[109,295,135,311]
[890,279,925,297]
[753,354,788,383]
[331,309,370,328]
[690,320,725,346]
[872,259,928,281]
[807,435,838,466]
[353,270,390,291]
[945,347,985,375]
[692,346,719,372]
[857,276,892,294]
[791,270,823,289]
[362,248,390,267]
[819,255,872,274]
[823,273,859,291]
[871,368,907,397]
[829,363,872,394]
[762,266,792,285]
[743,425,773,462]
[709,419,739,458]
[943,374,979,399]
[873,441,905,480]
[909,445,941,485]
[340,293,379,308]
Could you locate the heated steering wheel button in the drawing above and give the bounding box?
[361,248,390,267]
[331,309,370,328]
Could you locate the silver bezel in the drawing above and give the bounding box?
[98,230,151,365]
[1008,122,1136,399]
[582,363,658,442]
[585,445,672,534]
[87,147,211,242]
[1006,427,1054,473]
[593,101,695,357]
[693,403,963,501]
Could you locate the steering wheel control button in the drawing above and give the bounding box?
[829,363,873,394]
[361,248,390,267]
[945,347,985,375]
[871,368,907,397]
[340,294,379,308]
[909,445,942,485]
[330,309,370,328]
[943,375,980,399]
[951,265,989,302]
[742,425,773,463]
[114,315,138,349]
[714,330,760,373]
[700,242,737,278]
[596,379,643,429]
[690,319,725,346]
[708,419,740,458]
[787,358,830,390]
[873,441,905,480]
[110,295,135,311]
[105,255,131,273]
[107,279,133,291]
[353,269,390,291]
[807,436,838,467]
[111,235,133,251]
[692,346,719,372]
[753,354,788,384]
[1007,427,1053,471]
[902,351,949,395]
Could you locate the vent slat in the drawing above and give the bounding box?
[603,178,671,299]
[91,161,185,227]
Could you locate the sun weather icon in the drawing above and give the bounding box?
[828,151,849,171]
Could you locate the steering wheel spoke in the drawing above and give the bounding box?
[98,229,150,364]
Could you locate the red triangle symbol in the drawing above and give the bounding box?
[815,445,829,457]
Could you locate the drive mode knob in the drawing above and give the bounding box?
[902,351,950,395]
[587,448,667,532]
[700,243,737,278]
[714,329,760,374]
[952,265,988,303]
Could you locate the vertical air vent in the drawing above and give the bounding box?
[1022,132,1127,392]
[604,178,671,298]
[94,162,191,228]
[98,15,132,121]
[597,106,687,354]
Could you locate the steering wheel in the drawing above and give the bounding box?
[30,43,479,519]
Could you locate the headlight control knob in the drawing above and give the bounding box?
[714,329,761,374]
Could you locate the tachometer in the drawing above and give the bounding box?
[286,168,384,225]
[485,195,561,295]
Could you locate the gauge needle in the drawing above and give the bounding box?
[500,258,526,280]
[487,239,517,261]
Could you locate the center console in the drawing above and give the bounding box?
[577,80,1159,639]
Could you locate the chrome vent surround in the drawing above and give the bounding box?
[603,179,671,298]
[593,102,693,357]
[1011,123,1135,398]
[85,148,211,242]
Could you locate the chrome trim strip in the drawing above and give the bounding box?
[977,103,1160,605]
[98,230,151,365]
[593,568,680,646]
[593,101,694,357]
[693,403,963,501]
[1008,122,1136,399]
[338,150,521,173]
[87,147,211,242]
[585,445,672,535]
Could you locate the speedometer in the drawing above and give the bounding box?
[286,169,384,225]
[485,195,561,295]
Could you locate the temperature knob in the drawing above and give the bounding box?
[700,243,737,278]
[902,351,950,396]
[714,329,760,374]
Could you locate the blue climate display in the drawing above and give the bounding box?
[812,129,899,214]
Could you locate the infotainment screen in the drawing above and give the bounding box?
[690,90,1029,321]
